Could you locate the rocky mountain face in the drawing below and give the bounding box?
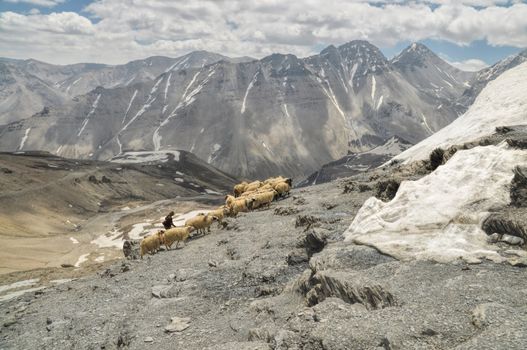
[0,51,249,124]
[0,41,478,179]
[0,61,68,125]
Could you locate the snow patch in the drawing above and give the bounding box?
[74,253,89,268]
[164,73,172,101]
[376,95,383,110]
[122,90,138,124]
[69,237,79,244]
[262,142,274,155]
[0,287,46,303]
[346,144,526,263]
[283,104,291,119]
[208,144,221,163]
[421,113,434,134]
[18,127,31,151]
[318,80,350,135]
[65,77,82,93]
[0,279,39,294]
[50,279,74,285]
[349,63,358,86]
[371,75,376,101]
[241,71,258,114]
[111,150,180,164]
[77,94,101,137]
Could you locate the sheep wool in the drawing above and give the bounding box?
[185,214,219,235]
[140,231,163,259]
[233,183,248,197]
[230,198,250,215]
[209,206,230,224]
[273,182,291,197]
[249,190,277,210]
[163,226,193,249]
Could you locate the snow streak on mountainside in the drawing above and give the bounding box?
[394,62,527,163]
[0,41,483,178]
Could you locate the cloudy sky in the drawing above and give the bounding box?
[0,0,526,71]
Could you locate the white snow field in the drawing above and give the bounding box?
[393,62,527,163]
[346,62,527,263]
[345,143,527,263]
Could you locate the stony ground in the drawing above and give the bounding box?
[1,168,527,349]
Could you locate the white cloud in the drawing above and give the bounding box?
[4,0,65,7]
[0,0,526,64]
[447,58,490,71]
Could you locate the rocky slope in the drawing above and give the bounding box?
[1,154,526,349]
[0,150,238,274]
[0,51,250,124]
[0,41,476,179]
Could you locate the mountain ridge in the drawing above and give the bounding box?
[2,41,524,179]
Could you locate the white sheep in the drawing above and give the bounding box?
[163,226,194,249]
[229,197,251,215]
[185,214,219,235]
[248,190,278,210]
[244,180,262,193]
[233,182,248,197]
[273,181,291,197]
[209,206,230,226]
[140,231,164,259]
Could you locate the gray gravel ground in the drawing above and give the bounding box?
[1,170,526,349]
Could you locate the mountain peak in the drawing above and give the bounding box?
[391,42,437,68]
[401,42,434,58]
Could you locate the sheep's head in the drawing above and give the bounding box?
[211,216,219,221]
[157,230,166,244]
[187,226,195,233]
[286,178,293,186]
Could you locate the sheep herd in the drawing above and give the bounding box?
[139,176,292,258]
